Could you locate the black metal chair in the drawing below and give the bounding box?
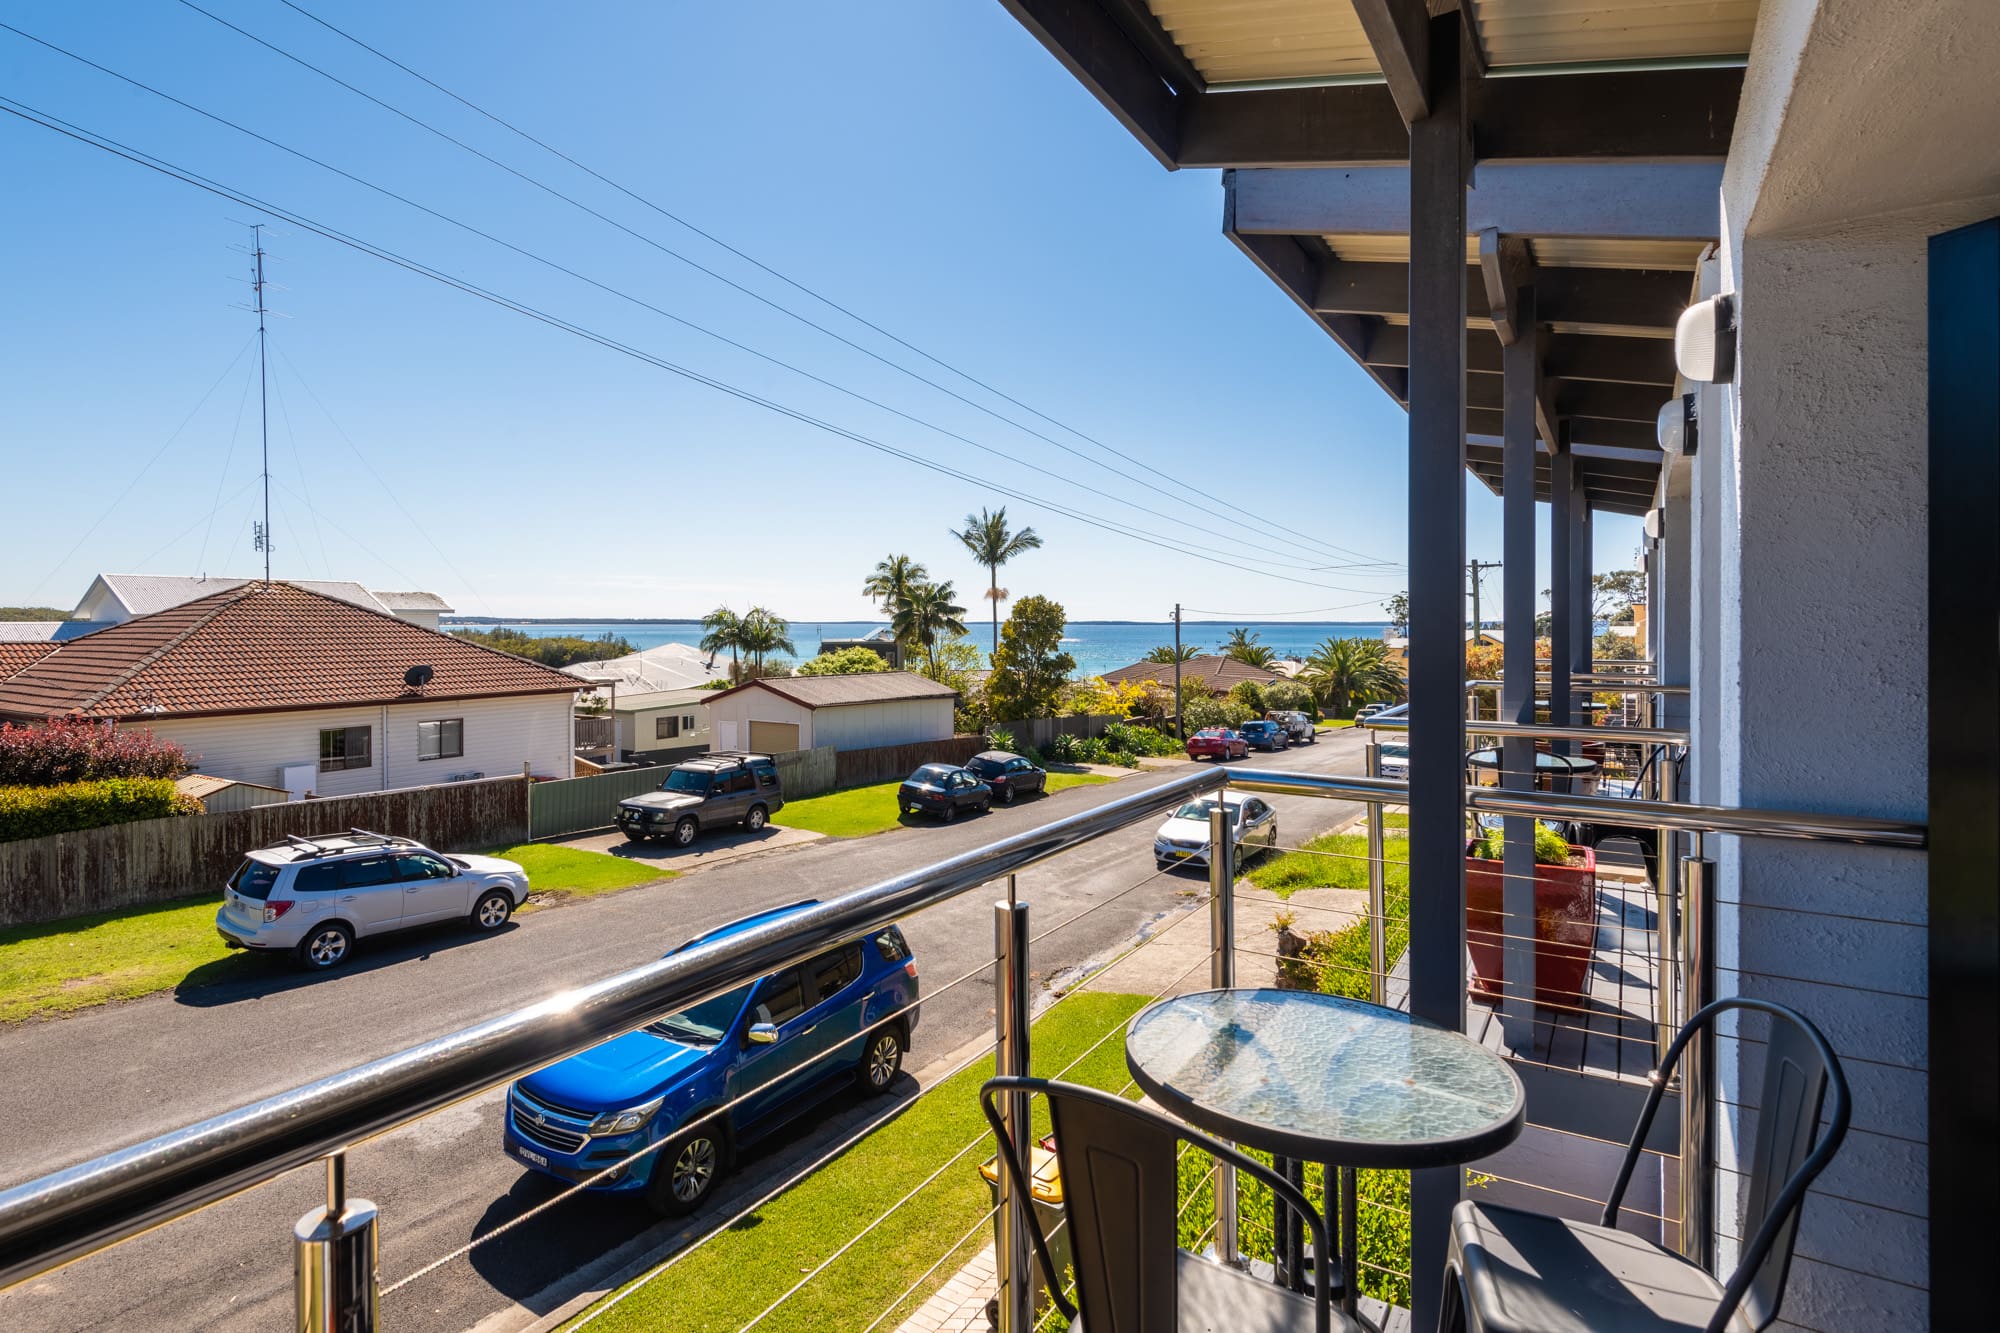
[980,1076,1333,1333]
[1441,997,1851,1333]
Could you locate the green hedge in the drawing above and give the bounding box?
[0,778,201,843]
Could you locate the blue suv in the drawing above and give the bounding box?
[503,901,920,1215]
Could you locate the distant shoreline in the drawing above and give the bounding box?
[444,617,1391,628]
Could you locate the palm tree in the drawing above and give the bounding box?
[862,554,927,666]
[739,606,795,677]
[699,605,745,681]
[1220,628,1277,668]
[1142,643,1201,664]
[892,581,968,678]
[1301,636,1406,718]
[951,507,1042,655]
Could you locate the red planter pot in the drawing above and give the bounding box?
[1463,844,1598,1008]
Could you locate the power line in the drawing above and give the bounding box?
[190,0,1403,570]
[1179,599,1394,618]
[0,22,1370,583]
[0,95,1380,594]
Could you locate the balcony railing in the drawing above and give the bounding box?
[0,755,1923,1332]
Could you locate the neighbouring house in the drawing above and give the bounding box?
[174,773,290,813]
[46,573,455,641]
[0,623,63,644]
[0,582,580,798]
[1101,654,1287,696]
[701,671,956,754]
[816,627,904,670]
[562,640,731,692]
[1382,628,1500,673]
[603,686,713,764]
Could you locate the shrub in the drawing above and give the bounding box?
[1470,821,1573,865]
[0,777,201,842]
[1043,732,1083,764]
[1182,695,1254,732]
[1228,680,1267,715]
[0,717,192,786]
[795,646,892,676]
[986,727,1017,754]
[1262,680,1317,718]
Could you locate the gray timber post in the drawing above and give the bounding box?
[1500,284,1540,1046]
[1405,14,1468,1329]
[993,887,1033,1333]
[1572,503,1594,686]
[1207,795,1240,1265]
[1549,432,1575,750]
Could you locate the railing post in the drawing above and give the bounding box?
[1207,791,1240,1267]
[1678,851,1716,1270]
[993,885,1034,1333]
[1364,738,1387,1004]
[1653,747,1682,1062]
[293,1151,378,1333]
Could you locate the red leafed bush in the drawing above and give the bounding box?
[0,715,193,786]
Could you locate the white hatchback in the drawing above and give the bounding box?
[1152,796,1279,871]
[215,832,530,969]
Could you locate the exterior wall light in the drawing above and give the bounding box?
[1656,382,1697,457]
[1674,292,1737,382]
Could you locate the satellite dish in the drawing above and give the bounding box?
[404,664,435,689]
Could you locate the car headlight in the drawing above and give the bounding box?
[590,1095,666,1136]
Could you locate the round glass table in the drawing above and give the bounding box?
[1125,988,1525,1317]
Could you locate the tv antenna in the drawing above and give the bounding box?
[249,224,272,581]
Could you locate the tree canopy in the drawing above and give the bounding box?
[986,595,1076,721]
[796,646,892,676]
[451,627,635,668]
[1301,636,1405,718]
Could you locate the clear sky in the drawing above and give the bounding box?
[0,0,1638,622]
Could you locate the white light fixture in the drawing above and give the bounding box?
[1675,292,1737,382]
[1656,383,1697,457]
[1643,508,1664,541]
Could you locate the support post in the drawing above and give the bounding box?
[1208,795,1240,1265]
[1364,738,1388,1005]
[1499,283,1540,1046]
[293,1152,378,1333]
[993,890,1033,1333]
[1549,434,1575,747]
[1654,749,1682,1061]
[1678,852,1716,1270]
[1404,15,1467,1330]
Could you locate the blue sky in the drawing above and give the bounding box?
[0,0,1637,622]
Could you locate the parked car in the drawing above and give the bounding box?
[898,763,993,821]
[1269,710,1317,744]
[1185,728,1249,761]
[1238,720,1290,752]
[215,831,529,970]
[503,901,920,1215]
[1353,703,1390,725]
[964,750,1047,804]
[1153,796,1280,870]
[617,752,784,847]
[1377,738,1410,778]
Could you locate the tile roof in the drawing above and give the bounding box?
[0,642,58,677]
[0,582,581,721]
[706,671,959,710]
[1100,655,1289,691]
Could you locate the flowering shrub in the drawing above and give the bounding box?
[0,777,200,842]
[0,716,193,786]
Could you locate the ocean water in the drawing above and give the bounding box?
[447,620,1392,680]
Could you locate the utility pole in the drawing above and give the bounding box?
[1467,559,1501,645]
[1172,603,1184,740]
[249,224,272,582]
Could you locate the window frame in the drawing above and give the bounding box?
[655,714,682,741]
[318,725,372,773]
[416,718,464,762]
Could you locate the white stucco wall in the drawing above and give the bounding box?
[146,694,575,797]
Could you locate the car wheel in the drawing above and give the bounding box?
[940,803,956,824]
[470,889,514,931]
[621,828,649,843]
[746,804,768,832]
[997,784,1015,805]
[857,1026,906,1094]
[647,1128,726,1216]
[673,817,699,847]
[296,922,354,971]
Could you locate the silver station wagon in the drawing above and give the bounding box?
[215,830,530,970]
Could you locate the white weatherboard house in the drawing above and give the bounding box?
[52,574,454,640]
[604,686,713,763]
[700,673,956,755]
[0,582,578,798]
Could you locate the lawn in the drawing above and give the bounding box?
[774,771,1115,840]
[1315,717,1355,730]
[1244,829,1408,898]
[0,844,659,1023]
[567,991,1151,1333]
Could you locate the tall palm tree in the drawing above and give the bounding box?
[699,605,745,681]
[1301,636,1406,718]
[951,507,1042,655]
[1220,628,1277,668]
[739,606,795,676]
[862,554,927,666]
[892,581,968,678]
[1142,643,1201,664]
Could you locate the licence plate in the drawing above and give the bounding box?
[513,1145,550,1168]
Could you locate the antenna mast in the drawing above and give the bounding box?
[250,224,272,582]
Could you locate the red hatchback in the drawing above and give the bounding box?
[1186,728,1249,761]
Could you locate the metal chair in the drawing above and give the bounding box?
[1441,997,1851,1333]
[980,1076,1333,1333]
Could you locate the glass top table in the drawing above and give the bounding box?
[1124,988,1525,1171]
[1466,747,1601,775]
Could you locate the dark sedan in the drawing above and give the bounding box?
[964,750,1047,805]
[897,764,993,822]
[1238,720,1290,752]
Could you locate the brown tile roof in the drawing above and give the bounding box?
[0,582,581,722]
[0,642,58,678]
[705,671,959,710]
[1100,655,1289,692]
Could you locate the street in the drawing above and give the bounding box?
[0,736,1366,1333]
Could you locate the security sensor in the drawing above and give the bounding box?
[1674,293,1737,382]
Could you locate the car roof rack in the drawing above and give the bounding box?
[275,829,412,860]
[702,750,773,762]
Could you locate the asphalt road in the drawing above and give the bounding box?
[0,735,1367,1333]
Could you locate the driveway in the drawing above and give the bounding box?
[0,734,1370,1333]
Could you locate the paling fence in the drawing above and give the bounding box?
[0,759,1921,1333]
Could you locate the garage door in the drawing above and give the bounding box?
[748,721,801,754]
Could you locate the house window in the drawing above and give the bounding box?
[319,726,371,773]
[683,714,696,730]
[417,718,464,761]
[655,715,682,740]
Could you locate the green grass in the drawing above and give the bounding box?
[1245,830,1407,899]
[1315,717,1355,730]
[0,844,659,1022]
[568,992,1151,1333]
[775,772,1116,840]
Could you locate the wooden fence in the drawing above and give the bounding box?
[1000,714,1123,750]
[833,735,987,789]
[0,777,529,928]
[523,747,841,841]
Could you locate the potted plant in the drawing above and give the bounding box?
[1463,823,1597,1007]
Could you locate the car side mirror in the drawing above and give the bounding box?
[746,1022,779,1045]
